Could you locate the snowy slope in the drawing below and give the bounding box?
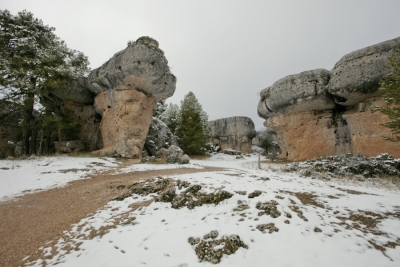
[17,154,400,267]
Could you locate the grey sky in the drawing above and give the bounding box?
[2,0,400,129]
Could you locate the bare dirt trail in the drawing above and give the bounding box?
[0,164,223,267]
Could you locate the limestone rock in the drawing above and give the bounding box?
[145,117,179,156]
[87,36,176,102]
[52,77,95,105]
[155,145,190,164]
[257,36,400,161]
[60,100,103,151]
[258,69,335,119]
[94,89,156,158]
[329,37,400,106]
[210,116,256,153]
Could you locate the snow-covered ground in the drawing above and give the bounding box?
[2,154,400,266]
[0,155,118,202]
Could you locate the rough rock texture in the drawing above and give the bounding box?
[156,180,233,210]
[155,145,190,164]
[52,77,95,105]
[284,153,400,179]
[329,37,400,106]
[60,100,103,151]
[89,37,176,158]
[144,117,179,156]
[258,69,334,118]
[87,36,176,102]
[94,89,156,158]
[258,36,400,161]
[190,231,248,264]
[210,116,256,154]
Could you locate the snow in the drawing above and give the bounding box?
[1,154,400,266]
[0,155,118,201]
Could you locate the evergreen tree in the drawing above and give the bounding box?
[176,92,210,155]
[160,103,181,134]
[379,49,400,141]
[0,10,90,155]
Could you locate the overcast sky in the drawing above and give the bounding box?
[3,0,400,129]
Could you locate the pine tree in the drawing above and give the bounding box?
[379,49,400,141]
[176,92,210,155]
[160,103,181,134]
[0,10,90,155]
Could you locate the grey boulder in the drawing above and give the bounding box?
[258,69,334,119]
[87,36,176,101]
[145,117,179,156]
[328,36,400,106]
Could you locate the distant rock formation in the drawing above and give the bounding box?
[257,36,400,161]
[209,116,256,154]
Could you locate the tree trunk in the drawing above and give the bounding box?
[31,129,37,155]
[23,92,35,155]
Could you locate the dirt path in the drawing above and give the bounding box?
[0,165,223,267]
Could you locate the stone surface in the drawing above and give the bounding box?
[155,145,190,164]
[258,36,400,161]
[210,116,256,154]
[144,117,179,156]
[52,77,95,105]
[87,36,176,102]
[60,100,103,151]
[329,37,400,106]
[94,89,156,158]
[258,69,334,118]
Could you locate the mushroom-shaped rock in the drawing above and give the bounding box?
[257,69,334,119]
[92,36,176,158]
[87,36,176,101]
[328,36,400,106]
[209,116,256,153]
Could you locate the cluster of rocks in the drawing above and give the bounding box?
[257,36,400,160]
[256,200,281,218]
[157,180,233,209]
[143,117,179,156]
[142,145,190,164]
[188,230,248,264]
[283,153,400,179]
[209,116,256,154]
[112,177,169,201]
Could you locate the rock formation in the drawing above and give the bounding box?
[88,36,176,158]
[144,117,179,156]
[257,36,400,161]
[209,116,256,154]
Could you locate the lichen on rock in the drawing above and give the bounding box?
[189,230,248,264]
[156,180,233,210]
[256,200,281,218]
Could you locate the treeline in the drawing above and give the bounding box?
[0,10,90,157]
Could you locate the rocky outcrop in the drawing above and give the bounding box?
[209,116,256,154]
[328,37,400,106]
[90,36,176,158]
[258,69,334,118]
[258,36,400,161]
[87,36,176,101]
[155,145,190,164]
[144,117,179,156]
